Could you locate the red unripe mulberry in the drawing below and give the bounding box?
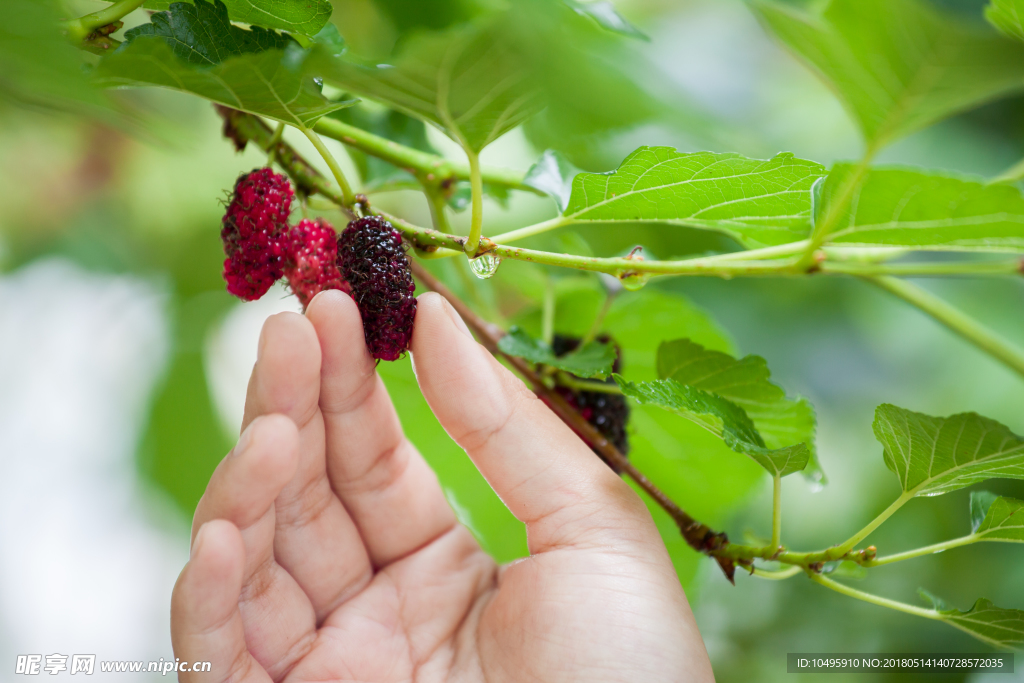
[284,218,349,308]
[338,216,416,361]
[221,168,293,301]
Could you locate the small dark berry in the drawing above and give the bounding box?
[284,218,350,308]
[545,334,630,470]
[221,168,293,301]
[338,216,417,361]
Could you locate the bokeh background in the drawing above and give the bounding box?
[1,0,1023,680]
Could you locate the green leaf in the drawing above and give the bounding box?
[138,0,333,36]
[564,0,649,41]
[97,39,351,127]
[524,150,582,214]
[311,17,543,153]
[497,327,617,379]
[122,0,296,66]
[751,0,1024,150]
[821,166,1024,252]
[919,592,1024,650]
[975,495,1024,541]
[873,404,1024,496]
[971,490,1000,532]
[616,376,809,477]
[987,0,1024,42]
[562,147,827,249]
[656,339,819,483]
[0,0,114,115]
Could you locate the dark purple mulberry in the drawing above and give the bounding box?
[545,334,630,470]
[338,216,416,361]
[221,168,293,301]
[284,218,350,308]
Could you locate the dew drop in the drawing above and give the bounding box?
[469,253,501,279]
[619,272,650,291]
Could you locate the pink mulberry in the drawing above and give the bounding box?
[338,216,416,361]
[284,218,349,308]
[221,168,293,301]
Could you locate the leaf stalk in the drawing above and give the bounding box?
[865,535,979,567]
[771,475,782,551]
[466,151,484,257]
[809,572,940,621]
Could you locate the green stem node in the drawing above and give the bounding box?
[63,0,144,42]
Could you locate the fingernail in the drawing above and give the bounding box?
[232,419,256,458]
[190,525,207,560]
[443,299,474,339]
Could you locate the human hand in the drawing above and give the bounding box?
[170,290,715,682]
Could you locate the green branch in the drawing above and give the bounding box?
[809,572,940,621]
[866,275,1024,379]
[63,0,144,43]
[312,116,541,195]
[826,260,1023,277]
[301,127,355,210]
[865,535,979,567]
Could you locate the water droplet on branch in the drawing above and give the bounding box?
[470,253,501,279]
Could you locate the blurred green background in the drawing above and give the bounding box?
[1,0,1023,680]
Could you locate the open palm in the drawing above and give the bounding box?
[171,291,714,683]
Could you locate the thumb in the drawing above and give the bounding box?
[409,292,655,553]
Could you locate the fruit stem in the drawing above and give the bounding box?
[579,290,618,347]
[865,275,1024,380]
[301,127,356,211]
[556,373,623,395]
[466,151,484,257]
[63,0,144,43]
[267,122,285,165]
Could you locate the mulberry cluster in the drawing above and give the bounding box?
[549,334,630,470]
[221,168,293,301]
[338,216,417,361]
[284,218,349,308]
[220,171,416,360]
